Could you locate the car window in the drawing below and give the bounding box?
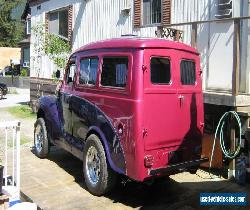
[180,60,196,85]
[79,57,99,85]
[65,62,76,86]
[151,57,171,84]
[101,57,128,88]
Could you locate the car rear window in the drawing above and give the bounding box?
[101,57,128,88]
[151,57,171,84]
[180,60,196,85]
[79,57,99,85]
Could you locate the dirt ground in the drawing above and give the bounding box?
[0,107,34,160]
[21,146,250,210]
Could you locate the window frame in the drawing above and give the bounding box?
[48,7,69,40]
[180,59,197,86]
[64,56,77,88]
[98,52,132,94]
[141,0,163,27]
[150,56,172,85]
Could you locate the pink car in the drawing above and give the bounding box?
[34,38,207,196]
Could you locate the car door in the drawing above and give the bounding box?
[71,55,100,150]
[176,52,204,161]
[59,57,77,140]
[143,48,182,151]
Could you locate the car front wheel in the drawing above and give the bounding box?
[34,118,49,158]
[83,134,117,196]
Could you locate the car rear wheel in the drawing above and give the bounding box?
[34,118,49,158]
[83,134,117,196]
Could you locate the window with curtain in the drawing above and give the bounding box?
[143,0,162,25]
[48,9,68,39]
[79,57,99,85]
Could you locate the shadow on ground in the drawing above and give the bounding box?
[31,147,250,210]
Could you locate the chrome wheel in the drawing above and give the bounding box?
[34,124,43,153]
[86,146,101,185]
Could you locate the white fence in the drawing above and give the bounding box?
[0,121,21,203]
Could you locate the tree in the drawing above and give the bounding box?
[32,24,71,78]
[0,0,25,47]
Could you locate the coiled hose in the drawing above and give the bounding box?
[209,111,242,172]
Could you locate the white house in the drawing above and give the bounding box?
[29,0,250,100]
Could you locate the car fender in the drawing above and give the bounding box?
[38,95,62,139]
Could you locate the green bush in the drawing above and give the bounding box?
[20,68,28,77]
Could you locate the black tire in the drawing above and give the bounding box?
[34,118,49,158]
[0,88,3,100]
[83,134,117,196]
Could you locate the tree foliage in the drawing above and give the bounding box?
[44,33,71,70]
[0,0,25,47]
[32,24,71,77]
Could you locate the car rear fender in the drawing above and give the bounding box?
[86,126,126,175]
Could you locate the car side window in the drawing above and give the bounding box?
[101,57,128,88]
[151,57,171,85]
[65,62,76,87]
[79,57,99,85]
[180,60,196,85]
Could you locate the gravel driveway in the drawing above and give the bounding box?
[0,88,30,108]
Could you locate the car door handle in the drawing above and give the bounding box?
[178,95,184,107]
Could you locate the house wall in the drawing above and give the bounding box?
[30,0,249,94]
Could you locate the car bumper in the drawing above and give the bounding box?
[149,157,209,176]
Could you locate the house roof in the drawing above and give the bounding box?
[21,3,31,20]
[74,37,198,54]
[28,0,49,7]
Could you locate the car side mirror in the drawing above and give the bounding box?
[56,70,61,79]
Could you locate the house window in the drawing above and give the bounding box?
[23,47,30,66]
[151,57,170,84]
[79,57,99,85]
[48,9,68,39]
[26,18,31,35]
[101,57,128,88]
[143,0,162,25]
[180,60,196,85]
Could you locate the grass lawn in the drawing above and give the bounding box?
[7,105,36,119]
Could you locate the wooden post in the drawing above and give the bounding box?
[232,19,240,96]
[191,23,198,48]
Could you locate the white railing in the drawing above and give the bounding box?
[0,121,21,203]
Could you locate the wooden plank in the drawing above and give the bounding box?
[191,23,198,48]
[232,19,240,96]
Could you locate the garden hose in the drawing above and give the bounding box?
[209,111,242,175]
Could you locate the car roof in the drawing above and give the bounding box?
[74,37,198,54]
